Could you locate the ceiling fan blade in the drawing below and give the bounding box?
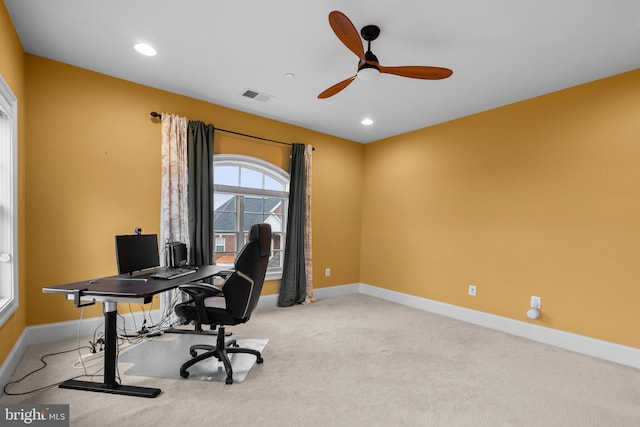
[317,75,357,99]
[378,65,453,80]
[328,11,365,61]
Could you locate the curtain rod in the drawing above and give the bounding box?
[150,112,313,150]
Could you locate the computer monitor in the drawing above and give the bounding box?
[114,234,160,275]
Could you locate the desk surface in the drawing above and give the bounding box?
[42,265,221,300]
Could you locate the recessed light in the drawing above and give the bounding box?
[361,118,374,126]
[134,43,157,56]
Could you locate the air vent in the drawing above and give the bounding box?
[241,89,273,102]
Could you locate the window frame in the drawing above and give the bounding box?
[213,154,289,280]
[0,74,19,328]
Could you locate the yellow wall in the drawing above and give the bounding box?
[0,1,27,367]
[23,55,364,328]
[361,69,640,347]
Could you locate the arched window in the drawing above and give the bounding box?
[213,154,288,279]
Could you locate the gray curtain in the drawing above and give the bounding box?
[187,121,214,265]
[278,144,308,306]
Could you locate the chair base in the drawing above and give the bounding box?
[179,326,263,384]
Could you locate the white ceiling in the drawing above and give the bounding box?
[5,0,640,143]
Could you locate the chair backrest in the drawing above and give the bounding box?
[223,223,271,321]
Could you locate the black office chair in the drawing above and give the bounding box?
[174,223,271,384]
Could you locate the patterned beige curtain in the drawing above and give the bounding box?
[160,113,189,323]
[304,145,315,304]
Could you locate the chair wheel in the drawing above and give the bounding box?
[225,377,233,385]
[256,357,264,364]
[180,370,190,378]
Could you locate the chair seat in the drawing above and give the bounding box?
[204,296,226,308]
[175,301,239,327]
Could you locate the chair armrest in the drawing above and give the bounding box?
[213,270,234,279]
[178,282,222,297]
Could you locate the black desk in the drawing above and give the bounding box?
[42,265,221,398]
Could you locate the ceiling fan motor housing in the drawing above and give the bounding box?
[360,51,380,71]
[358,52,381,81]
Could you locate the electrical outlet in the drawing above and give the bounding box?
[531,296,541,309]
[325,268,331,277]
[468,285,477,296]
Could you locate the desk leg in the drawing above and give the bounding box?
[103,301,118,386]
[58,301,161,398]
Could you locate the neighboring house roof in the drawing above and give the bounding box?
[214,196,283,232]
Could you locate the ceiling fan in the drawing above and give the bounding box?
[318,11,453,99]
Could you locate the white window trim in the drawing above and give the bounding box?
[213,154,288,281]
[0,74,19,328]
[214,154,289,192]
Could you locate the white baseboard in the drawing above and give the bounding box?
[4,283,639,394]
[358,283,640,370]
[0,328,29,395]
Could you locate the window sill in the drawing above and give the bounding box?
[265,272,282,282]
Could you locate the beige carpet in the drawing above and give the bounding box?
[2,293,640,426]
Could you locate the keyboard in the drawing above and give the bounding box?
[149,267,197,280]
